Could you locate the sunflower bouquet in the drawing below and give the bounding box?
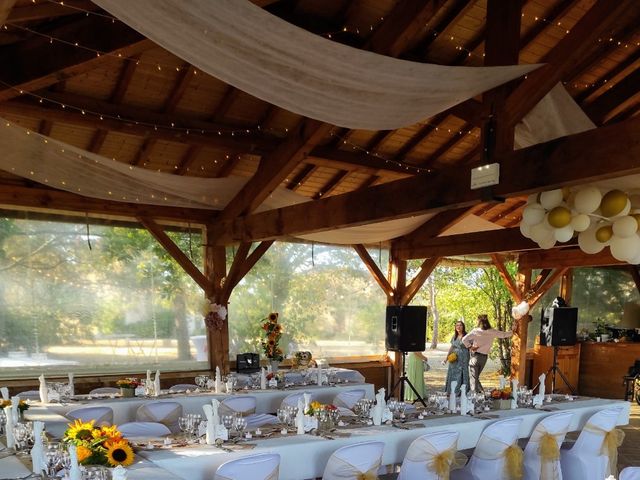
[261,312,284,361]
[0,399,30,412]
[63,419,134,467]
[304,401,338,416]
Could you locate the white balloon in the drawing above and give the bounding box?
[570,213,591,232]
[612,215,638,238]
[537,236,556,250]
[527,193,539,205]
[578,227,605,254]
[522,203,546,225]
[530,222,553,243]
[610,235,640,262]
[540,189,564,210]
[574,186,602,214]
[519,222,532,239]
[554,225,574,243]
[629,248,640,265]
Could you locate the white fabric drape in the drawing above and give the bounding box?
[92,0,540,130]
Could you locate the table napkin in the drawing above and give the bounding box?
[4,405,15,448]
[460,385,468,416]
[0,387,8,400]
[30,420,46,474]
[260,368,267,390]
[154,370,161,397]
[10,396,19,423]
[449,381,457,412]
[38,374,49,403]
[316,366,323,386]
[511,379,519,409]
[68,373,75,397]
[215,367,222,394]
[112,465,128,480]
[296,397,305,435]
[68,444,82,480]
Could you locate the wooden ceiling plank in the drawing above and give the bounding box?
[0,16,149,101]
[419,121,474,167]
[519,0,575,52]
[131,138,156,166]
[575,49,640,104]
[0,0,16,24]
[353,244,393,296]
[210,115,640,244]
[163,65,196,113]
[491,253,522,302]
[7,0,96,22]
[313,170,349,199]
[211,86,241,122]
[417,0,473,54]
[364,0,444,58]
[174,145,203,176]
[401,256,441,304]
[486,199,527,223]
[584,67,640,125]
[503,0,636,127]
[393,112,449,160]
[286,163,317,191]
[215,155,243,178]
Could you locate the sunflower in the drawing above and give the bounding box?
[66,419,96,441]
[268,312,278,323]
[105,440,135,467]
[100,424,122,442]
[76,445,93,463]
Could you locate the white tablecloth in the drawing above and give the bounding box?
[26,383,375,438]
[235,367,365,387]
[137,398,630,480]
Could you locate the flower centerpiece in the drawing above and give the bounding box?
[490,386,513,410]
[63,420,134,467]
[1,399,30,420]
[305,402,339,432]
[115,378,140,398]
[261,312,284,369]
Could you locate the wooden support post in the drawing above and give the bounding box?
[204,225,229,374]
[353,244,393,296]
[400,257,440,305]
[511,264,532,383]
[559,269,573,305]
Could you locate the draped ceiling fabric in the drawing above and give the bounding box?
[92,0,540,130]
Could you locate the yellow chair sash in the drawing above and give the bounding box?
[583,423,625,478]
[534,427,564,480]
[474,436,523,480]
[404,438,467,480]
[329,455,381,480]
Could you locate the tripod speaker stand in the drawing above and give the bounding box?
[389,352,427,407]
[533,345,577,395]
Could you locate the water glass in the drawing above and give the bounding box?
[233,417,247,437]
[222,415,234,430]
[178,416,190,437]
[276,408,288,427]
[195,375,210,389]
[45,442,63,477]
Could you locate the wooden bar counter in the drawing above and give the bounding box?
[579,341,640,398]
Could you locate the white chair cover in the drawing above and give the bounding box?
[452,417,523,480]
[560,407,623,480]
[89,387,119,395]
[168,384,198,392]
[219,396,278,429]
[281,392,313,409]
[322,441,385,480]
[523,411,573,480]
[621,467,640,480]
[136,401,183,433]
[118,421,171,438]
[398,431,462,480]
[333,389,366,409]
[66,406,114,427]
[214,453,280,480]
[16,390,41,401]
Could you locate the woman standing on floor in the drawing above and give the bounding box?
[462,314,514,393]
[443,320,469,394]
[404,350,429,402]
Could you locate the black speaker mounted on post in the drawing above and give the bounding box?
[385,305,428,352]
[540,307,578,347]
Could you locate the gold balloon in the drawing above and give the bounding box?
[600,190,628,217]
[547,206,572,228]
[595,225,613,243]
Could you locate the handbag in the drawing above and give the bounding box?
[236,353,260,373]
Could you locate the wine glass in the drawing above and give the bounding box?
[45,442,63,477]
[178,416,190,438]
[222,415,234,431]
[277,408,288,429]
[234,417,247,438]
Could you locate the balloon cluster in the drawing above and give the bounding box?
[519,186,640,264]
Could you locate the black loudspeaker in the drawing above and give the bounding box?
[236,353,260,373]
[540,307,578,346]
[385,306,428,352]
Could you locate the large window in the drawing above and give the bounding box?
[0,218,205,379]
[228,243,388,360]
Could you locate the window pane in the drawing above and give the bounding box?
[228,243,387,359]
[0,218,206,379]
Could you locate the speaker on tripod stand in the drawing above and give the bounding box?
[385,305,428,406]
[536,297,578,394]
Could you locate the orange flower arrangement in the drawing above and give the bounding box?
[261,312,284,361]
[490,386,513,400]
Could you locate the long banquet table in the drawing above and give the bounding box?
[134,398,630,480]
[25,383,376,438]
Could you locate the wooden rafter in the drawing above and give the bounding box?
[215,155,243,178]
[486,200,527,223]
[394,206,474,251]
[308,147,415,175]
[138,216,210,292]
[584,67,640,124]
[132,138,155,166]
[233,240,274,288]
[417,0,471,55]
[531,269,552,292]
[314,170,349,199]
[528,268,568,307]
[221,242,252,301]
[393,112,449,160]
[575,49,640,104]
[286,163,317,191]
[6,0,98,22]
[503,0,635,127]
[211,87,241,122]
[419,121,474,167]
[174,145,203,176]
[210,115,640,244]
[0,0,16,25]
[491,253,522,303]
[400,256,440,305]
[353,244,393,296]
[0,17,148,101]
[358,175,380,190]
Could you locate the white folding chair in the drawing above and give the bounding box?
[620,467,640,480]
[136,401,183,433]
[16,390,41,401]
[219,396,278,429]
[118,421,172,438]
[398,431,460,480]
[214,453,280,480]
[523,411,574,480]
[89,387,119,395]
[66,406,114,427]
[332,389,366,416]
[451,417,523,480]
[168,383,198,392]
[322,441,385,480]
[560,407,623,480]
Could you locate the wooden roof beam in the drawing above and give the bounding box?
[209,115,640,244]
[400,256,440,304]
[419,121,475,167]
[215,155,243,178]
[353,244,393,296]
[1,0,16,24]
[491,253,522,302]
[174,145,203,176]
[503,0,636,127]
[575,49,640,104]
[584,67,640,125]
[0,16,148,102]
[518,248,625,270]
[394,206,475,252]
[313,170,349,199]
[286,163,317,191]
[6,0,96,22]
